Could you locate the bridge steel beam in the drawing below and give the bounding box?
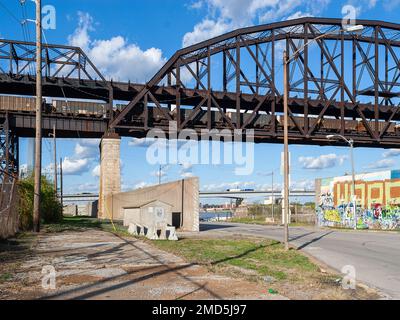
[0,113,18,182]
[0,18,400,148]
[108,18,400,148]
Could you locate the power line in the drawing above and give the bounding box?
[0,0,21,23]
[20,0,35,75]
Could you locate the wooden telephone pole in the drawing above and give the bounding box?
[33,0,42,232]
[49,125,57,194]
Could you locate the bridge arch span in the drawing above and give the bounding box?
[110,17,400,148]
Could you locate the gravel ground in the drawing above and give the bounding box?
[0,229,286,300]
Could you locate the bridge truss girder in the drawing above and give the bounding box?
[109,18,400,147]
[0,18,400,147]
[0,114,18,183]
[0,39,114,120]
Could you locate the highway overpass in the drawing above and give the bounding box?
[199,190,315,199]
[61,190,316,203]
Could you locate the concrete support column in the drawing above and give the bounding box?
[98,133,121,219]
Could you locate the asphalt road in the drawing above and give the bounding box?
[200,222,400,299]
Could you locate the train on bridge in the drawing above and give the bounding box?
[0,96,107,118]
[1,95,399,137]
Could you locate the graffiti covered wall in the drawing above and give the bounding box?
[316,170,400,230]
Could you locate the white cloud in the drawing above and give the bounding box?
[183,19,232,47]
[55,139,100,177]
[181,162,193,170]
[68,12,166,82]
[365,159,396,170]
[298,154,347,170]
[75,140,99,158]
[128,137,160,148]
[285,11,313,21]
[68,11,93,51]
[291,179,315,190]
[181,172,195,178]
[76,182,99,193]
[189,0,204,9]
[134,181,154,189]
[183,0,331,47]
[383,149,400,158]
[62,157,91,175]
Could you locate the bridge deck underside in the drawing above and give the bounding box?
[1,18,400,148]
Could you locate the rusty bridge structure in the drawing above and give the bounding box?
[1,17,400,180]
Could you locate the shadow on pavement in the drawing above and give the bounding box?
[200,223,236,231]
[41,232,223,300]
[296,231,334,250]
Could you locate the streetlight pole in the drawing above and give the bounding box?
[33,0,42,233]
[282,24,364,247]
[283,50,290,251]
[327,135,357,230]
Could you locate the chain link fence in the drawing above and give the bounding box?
[243,204,316,225]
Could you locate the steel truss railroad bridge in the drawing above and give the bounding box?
[1,17,400,180]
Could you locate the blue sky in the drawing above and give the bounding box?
[1,0,400,198]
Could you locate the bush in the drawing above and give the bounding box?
[18,175,63,230]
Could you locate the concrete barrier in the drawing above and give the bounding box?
[127,222,179,241]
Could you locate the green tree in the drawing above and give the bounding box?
[18,175,63,230]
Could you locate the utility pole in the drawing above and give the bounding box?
[49,125,57,194]
[33,0,42,233]
[283,50,290,251]
[60,157,63,211]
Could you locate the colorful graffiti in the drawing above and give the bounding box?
[316,170,400,230]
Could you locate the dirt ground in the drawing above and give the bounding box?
[0,229,287,300]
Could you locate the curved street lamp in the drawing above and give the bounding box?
[282,24,364,249]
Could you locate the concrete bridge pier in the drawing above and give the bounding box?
[98,133,121,219]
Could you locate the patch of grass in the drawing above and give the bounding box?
[151,238,381,300]
[229,217,314,228]
[229,217,269,225]
[44,216,130,237]
[153,238,317,281]
[44,216,102,232]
